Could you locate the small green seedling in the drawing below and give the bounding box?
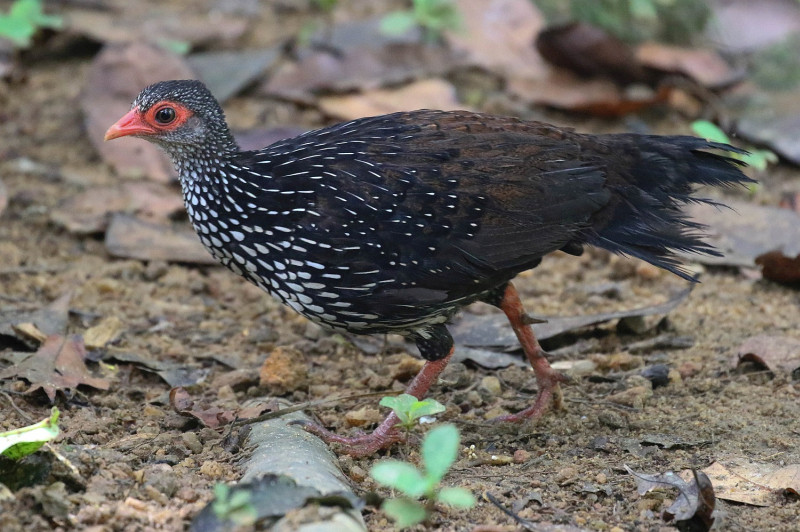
[0,0,62,49]
[692,120,777,173]
[371,424,475,528]
[380,0,461,43]
[380,394,446,430]
[212,483,258,526]
[0,407,60,459]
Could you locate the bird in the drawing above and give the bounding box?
[105,79,750,456]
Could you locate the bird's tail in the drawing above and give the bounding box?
[585,135,753,281]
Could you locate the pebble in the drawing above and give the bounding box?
[181,432,203,454]
[513,449,531,463]
[199,460,225,479]
[478,376,502,397]
[607,385,653,408]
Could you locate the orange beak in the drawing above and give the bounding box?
[104,108,155,141]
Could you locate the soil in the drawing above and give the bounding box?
[0,2,799,531]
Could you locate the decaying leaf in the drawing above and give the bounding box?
[702,459,800,506]
[317,79,465,121]
[51,182,184,235]
[0,407,60,460]
[169,386,236,429]
[684,201,800,268]
[626,465,715,531]
[0,335,110,402]
[187,47,281,104]
[83,316,124,350]
[104,213,216,265]
[446,0,547,82]
[452,288,690,350]
[734,335,800,376]
[0,292,72,346]
[635,42,740,89]
[262,17,460,104]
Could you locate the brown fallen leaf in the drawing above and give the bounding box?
[84,316,124,350]
[684,201,800,268]
[734,335,800,376]
[0,334,110,402]
[0,292,72,346]
[264,45,459,104]
[452,288,690,350]
[635,42,741,89]
[626,465,715,531]
[317,79,466,121]
[51,182,184,235]
[707,0,800,53]
[508,69,668,117]
[755,250,800,284]
[702,459,800,506]
[82,43,195,182]
[67,8,248,50]
[104,213,216,265]
[446,0,547,82]
[169,386,236,429]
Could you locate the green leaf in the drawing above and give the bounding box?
[379,394,417,425]
[382,498,428,529]
[629,0,658,20]
[741,149,778,172]
[0,0,62,48]
[0,17,34,46]
[691,120,731,144]
[157,38,191,56]
[436,486,476,508]
[371,461,429,497]
[380,11,417,36]
[0,407,60,459]
[408,398,446,419]
[422,424,459,482]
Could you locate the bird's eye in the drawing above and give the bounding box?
[154,106,177,124]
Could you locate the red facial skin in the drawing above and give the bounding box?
[104,102,194,141]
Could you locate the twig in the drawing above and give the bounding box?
[232,389,403,426]
[0,391,33,422]
[482,492,538,531]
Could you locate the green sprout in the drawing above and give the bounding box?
[0,0,62,49]
[691,119,777,173]
[212,483,258,526]
[380,394,446,431]
[371,424,475,528]
[380,0,462,44]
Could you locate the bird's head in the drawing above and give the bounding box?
[104,79,236,158]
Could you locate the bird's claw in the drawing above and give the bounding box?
[296,417,406,457]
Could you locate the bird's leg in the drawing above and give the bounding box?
[299,346,455,457]
[491,282,568,423]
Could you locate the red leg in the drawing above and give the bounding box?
[492,283,568,423]
[299,346,454,457]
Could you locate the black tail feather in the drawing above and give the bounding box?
[586,136,754,281]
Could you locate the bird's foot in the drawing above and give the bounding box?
[293,413,405,457]
[491,367,569,424]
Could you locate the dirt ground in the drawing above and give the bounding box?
[1,1,799,531]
